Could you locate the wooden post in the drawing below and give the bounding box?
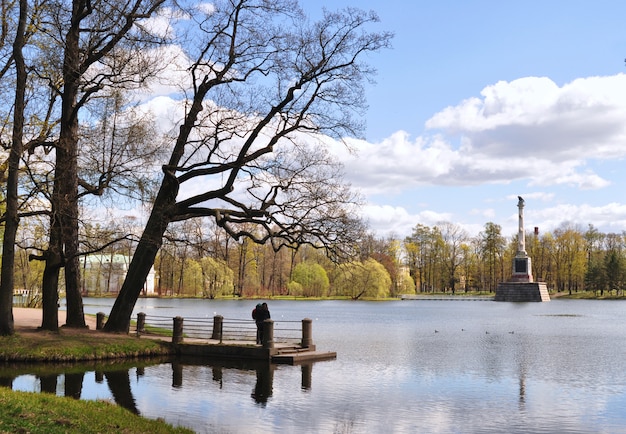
[96,312,105,330]
[173,316,184,344]
[211,315,223,342]
[136,312,146,336]
[301,318,313,348]
[262,319,274,349]
[301,363,312,390]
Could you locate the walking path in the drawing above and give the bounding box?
[13,308,97,330]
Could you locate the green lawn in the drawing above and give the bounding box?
[0,329,188,433]
[0,387,193,433]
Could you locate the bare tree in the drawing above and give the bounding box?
[34,0,166,329]
[104,1,391,332]
[0,0,27,335]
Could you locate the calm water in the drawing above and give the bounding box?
[6,298,626,433]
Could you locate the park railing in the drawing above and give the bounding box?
[106,312,313,348]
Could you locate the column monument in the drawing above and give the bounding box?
[495,196,550,302]
[511,196,532,283]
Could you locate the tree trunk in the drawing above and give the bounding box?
[0,0,28,335]
[56,0,85,328]
[103,177,177,332]
[40,232,61,330]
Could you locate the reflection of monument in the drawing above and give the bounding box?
[495,196,550,302]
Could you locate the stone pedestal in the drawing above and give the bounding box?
[495,282,550,302]
[510,256,533,283]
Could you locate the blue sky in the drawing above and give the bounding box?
[297,0,626,239]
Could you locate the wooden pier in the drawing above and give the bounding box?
[176,338,337,365]
[400,294,494,301]
[103,312,337,365]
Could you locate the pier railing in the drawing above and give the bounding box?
[117,312,310,348]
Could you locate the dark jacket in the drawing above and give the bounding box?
[254,305,271,324]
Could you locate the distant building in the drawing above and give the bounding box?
[80,254,155,295]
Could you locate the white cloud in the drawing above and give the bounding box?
[363,204,453,238]
[196,3,216,15]
[335,132,461,195]
[135,45,194,101]
[533,202,626,234]
[333,74,626,199]
[426,74,626,162]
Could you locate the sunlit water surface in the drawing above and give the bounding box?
[7,298,626,433]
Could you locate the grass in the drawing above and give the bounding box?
[0,328,188,433]
[141,323,174,337]
[0,387,193,433]
[0,329,173,362]
[554,291,626,300]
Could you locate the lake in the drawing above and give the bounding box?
[6,297,626,433]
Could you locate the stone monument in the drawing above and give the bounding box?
[495,196,550,302]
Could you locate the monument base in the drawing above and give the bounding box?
[494,282,550,302]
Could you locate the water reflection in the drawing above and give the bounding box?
[103,369,139,414]
[38,374,57,394]
[64,372,84,399]
[0,356,315,415]
[171,356,312,405]
[251,362,273,404]
[23,299,626,432]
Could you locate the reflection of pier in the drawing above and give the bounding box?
[172,356,315,404]
[99,312,337,364]
[0,356,318,410]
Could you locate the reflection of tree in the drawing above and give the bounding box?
[39,374,57,394]
[104,370,139,415]
[64,372,84,399]
[0,375,13,388]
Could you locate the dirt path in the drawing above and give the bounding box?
[13,308,98,331]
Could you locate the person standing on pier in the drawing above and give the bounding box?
[252,302,271,344]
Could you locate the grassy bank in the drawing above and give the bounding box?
[0,329,187,432]
[0,387,192,433]
[0,329,172,362]
[553,291,626,300]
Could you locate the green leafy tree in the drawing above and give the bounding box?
[603,233,626,296]
[287,280,304,297]
[200,257,234,299]
[585,253,606,296]
[182,259,202,296]
[334,258,391,300]
[291,261,329,297]
[553,224,587,294]
[395,269,415,295]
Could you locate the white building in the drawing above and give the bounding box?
[80,254,155,295]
